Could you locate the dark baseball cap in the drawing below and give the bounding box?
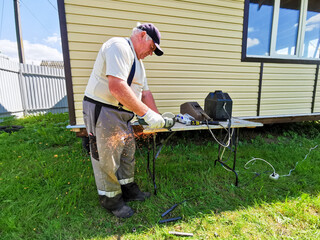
[137,23,164,56]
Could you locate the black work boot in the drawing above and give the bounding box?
[99,194,134,218]
[121,182,151,202]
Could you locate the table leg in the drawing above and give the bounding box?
[214,128,239,186]
[153,133,157,195]
[146,131,176,195]
[145,133,157,195]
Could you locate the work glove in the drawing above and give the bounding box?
[142,109,165,129]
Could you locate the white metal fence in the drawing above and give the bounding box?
[0,57,68,118]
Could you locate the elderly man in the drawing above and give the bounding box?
[82,23,165,218]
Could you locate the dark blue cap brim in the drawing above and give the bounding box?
[154,43,163,56]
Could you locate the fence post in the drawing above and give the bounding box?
[17,63,27,116]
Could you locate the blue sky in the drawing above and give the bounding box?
[0,0,62,65]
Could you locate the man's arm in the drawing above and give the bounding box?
[141,90,160,114]
[108,75,148,116]
[108,75,165,128]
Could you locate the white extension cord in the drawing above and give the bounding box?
[245,145,318,180]
[269,172,279,180]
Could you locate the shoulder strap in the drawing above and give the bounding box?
[126,39,136,86]
[94,104,102,127]
[118,40,136,108]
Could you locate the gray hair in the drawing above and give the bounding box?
[131,27,153,41]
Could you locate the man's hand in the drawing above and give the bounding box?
[142,109,165,129]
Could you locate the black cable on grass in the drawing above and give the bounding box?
[239,170,273,188]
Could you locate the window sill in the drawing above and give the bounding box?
[242,55,320,65]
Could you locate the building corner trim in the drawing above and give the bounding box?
[257,62,264,116]
[311,64,319,113]
[57,0,76,125]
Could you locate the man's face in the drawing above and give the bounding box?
[136,34,156,60]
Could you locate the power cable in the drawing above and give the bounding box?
[244,157,276,174]
[205,102,235,172]
[281,144,318,177]
[0,0,4,40]
[243,144,318,180]
[206,102,233,148]
[47,0,57,11]
[206,122,232,148]
[20,0,50,34]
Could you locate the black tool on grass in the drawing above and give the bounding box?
[159,217,182,224]
[161,199,187,218]
[159,199,189,224]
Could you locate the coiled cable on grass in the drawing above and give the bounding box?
[244,157,276,174]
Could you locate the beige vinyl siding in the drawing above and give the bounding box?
[260,63,316,116]
[64,0,318,125]
[64,0,260,125]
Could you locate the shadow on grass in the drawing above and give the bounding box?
[96,122,320,238]
[1,117,319,239]
[72,122,320,239]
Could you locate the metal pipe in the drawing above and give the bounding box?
[13,0,25,64]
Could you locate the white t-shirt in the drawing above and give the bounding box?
[84,37,149,107]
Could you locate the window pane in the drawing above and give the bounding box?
[303,0,320,58]
[275,0,300,55]
[247,0,274,56]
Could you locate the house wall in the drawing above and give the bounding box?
[62,0,318,126]
[260,63,317,116]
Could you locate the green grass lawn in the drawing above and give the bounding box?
[1,113,319,239]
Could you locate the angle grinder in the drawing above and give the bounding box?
[138,112,176,129]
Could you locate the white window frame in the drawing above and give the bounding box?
[242,0,320,64]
